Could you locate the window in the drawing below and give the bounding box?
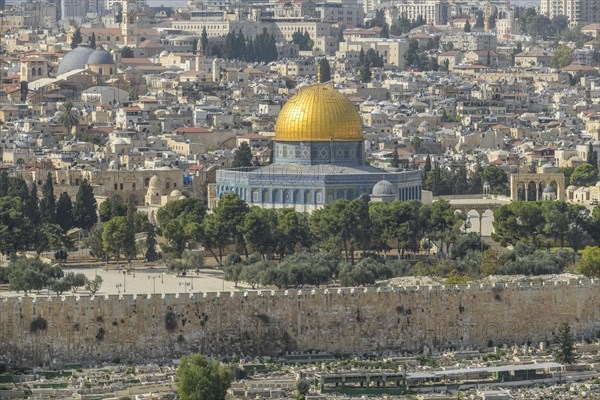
[120,183,123,190]
[114,183,118,190]
[132,183,136,189]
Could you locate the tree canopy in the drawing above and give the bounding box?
[176,353,232,400]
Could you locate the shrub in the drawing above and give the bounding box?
[165,311,177,331]
[30,316,47,333]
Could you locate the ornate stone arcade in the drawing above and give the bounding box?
[510,173,565,202]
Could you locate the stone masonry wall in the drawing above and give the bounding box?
[1,280,600,367]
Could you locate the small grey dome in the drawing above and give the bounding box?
[543,185,556,193]
[87,48,114,65]
[58,45,95,75]
[567,185,577,190]
[372,180,396,195]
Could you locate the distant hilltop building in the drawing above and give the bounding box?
[540,0,599,27]
[211,84,422,212]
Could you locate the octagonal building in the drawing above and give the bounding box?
[212,84,422,212]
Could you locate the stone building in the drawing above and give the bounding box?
[212,83,422,212]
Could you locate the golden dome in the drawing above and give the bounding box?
[274,84,363,142]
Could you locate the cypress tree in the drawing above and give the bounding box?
[201,27,209,56]
[72,180,98,231]
[318,58,331,82]
[56,192,74,233]
[553,322,578,365]
[145,224,159,262]
[40,172,56,224]
[23,183,40,225]
[123,201,137,262]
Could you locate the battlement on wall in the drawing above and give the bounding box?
[1,278,597,305]
[1,278,599,367]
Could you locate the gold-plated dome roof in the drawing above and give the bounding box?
[274,84,363,142]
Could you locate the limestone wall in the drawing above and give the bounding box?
[1,281,600,367]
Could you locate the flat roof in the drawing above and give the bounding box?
[407,362,562,379]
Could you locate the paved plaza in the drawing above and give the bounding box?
[0,264,250,298]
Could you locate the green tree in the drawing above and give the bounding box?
[296,379,310,396]
[587,206,600,245]
[8,256,63,295]
[121,46,134,58]
[34,223,68,255]
[380,23,389,38]
[191,38,198,54]
[89,32,96,48]
[541,201,569,248]
[145,224,159,262]
[292,30,313,51]
[276,208,311,257]
[176,353,232,400]
[492,202,544,247]
[72,179,98,231]
[576,246,600,278]
[570,163,597,186]
[551,44,573,69]
[58,99,80,137]
[88,224,105,261]
[201,27,209,56]
[464,19,471,33]
[0,197,29,256]
[85,275,103,295]
[359,64,372,83]
[428,200,464,255]
[587,142,598,173]
[404,39,421,69]
[70,27,82,49]
[318,58,331,82]
[40,173,56,224]
[99,198,127,222]
[123,201,137,262]
[167,250,204,276]
[553,322,578,365]
[102,216,129,263]
[233,142,254,168]
[481,165,508,195]
[157,198,206,257]
[23,182,40,226]
[241,207,277,258]
[201,213,230,264]
[410,136,421,154]
[223,252,243,287]
[56,192,74,233]
[213,193,248,256]
[566,203,589,253]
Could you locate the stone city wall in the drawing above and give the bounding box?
[1,280,599,367]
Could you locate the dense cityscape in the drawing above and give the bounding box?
[0,0,599,398]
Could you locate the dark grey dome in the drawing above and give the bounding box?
[87,49,114,65]
[57,45,95,75]
[372,180,396,195]
[543,185,556,193]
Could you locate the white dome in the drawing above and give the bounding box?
[113,138,127,145]
[108,160,118,169]
[178,195,187,200]
[372,180,396,196]
[149,174,161,188]
[170,189,182,197]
